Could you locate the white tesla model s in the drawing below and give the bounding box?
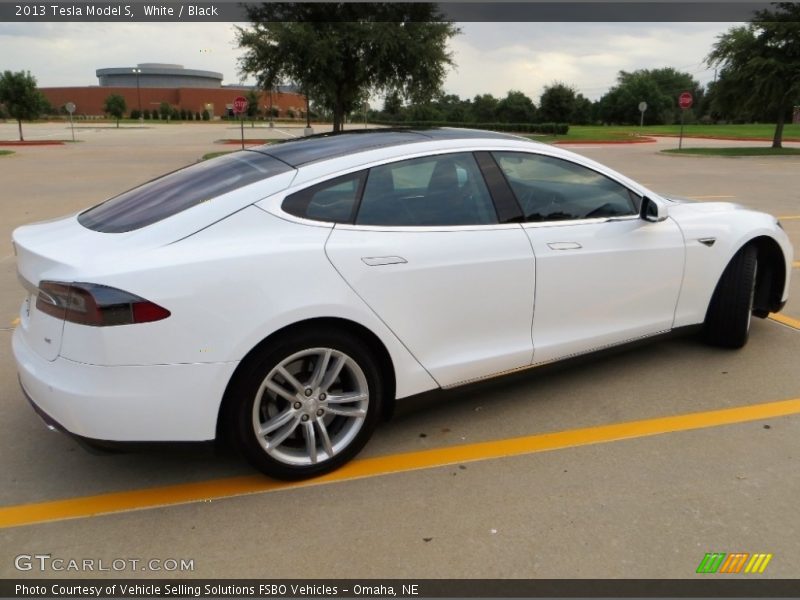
[12,129,793,479]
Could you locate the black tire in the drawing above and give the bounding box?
[703,245,758,349]
[224,329,383,480]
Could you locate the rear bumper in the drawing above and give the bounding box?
[13,328,238,442]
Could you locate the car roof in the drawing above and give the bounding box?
[248,128,524,167]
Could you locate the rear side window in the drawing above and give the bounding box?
[356,153,498,226]
[282,172,365,223]
[78,151,292,233]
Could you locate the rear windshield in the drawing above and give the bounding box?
[78,151,292,233]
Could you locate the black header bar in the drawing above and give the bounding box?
[0,2,783,23]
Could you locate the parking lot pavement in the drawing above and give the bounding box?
[0,125,798,578]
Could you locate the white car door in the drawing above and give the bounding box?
[491,151,685,365]
[324,152,536,387]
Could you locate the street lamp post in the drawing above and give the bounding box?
[132,68,142,123]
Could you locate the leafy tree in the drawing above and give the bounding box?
[0,70,49,141]
[496,90,536,123]
[470,93,498,122]
[202,109,210,121]
[598,68,701,125]
[245,89,261,126]
[237,3,459,131]
[103,94,127,128]
[434,93,470,122]
[539,82,577,123]
[708,3,800,147]
[159,101,171,120]
[382,90,404,119]
[571,93,594,125]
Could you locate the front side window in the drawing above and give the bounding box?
[492,152,638,222]
[356,153,498,227]
[79,151,292,233]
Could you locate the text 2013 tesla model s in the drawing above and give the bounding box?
[12,129,793,479]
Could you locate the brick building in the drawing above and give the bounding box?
[40,63,307,119]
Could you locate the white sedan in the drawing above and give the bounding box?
[12,129,793,479]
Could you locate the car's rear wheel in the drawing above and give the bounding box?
[703,245,758,349]
[226,330,382,480]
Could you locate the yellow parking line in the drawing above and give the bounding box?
[778,215,800,220]
[11,317,19,327]
[1,397,800,529]
[769,313,800,330]
[793,261,800,269]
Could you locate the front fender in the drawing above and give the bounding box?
[668,203,792,327]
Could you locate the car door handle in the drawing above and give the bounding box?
[547,242,582,251]
[361,256,408,266]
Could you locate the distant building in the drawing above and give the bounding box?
[40,64,307,119]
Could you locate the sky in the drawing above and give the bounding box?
[0,21,739,103]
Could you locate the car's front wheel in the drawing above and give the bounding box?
[703,245,758,349]
[226,330,383,480]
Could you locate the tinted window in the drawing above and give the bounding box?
[492,152,637,222]
[356,153,497,226]
[78,151,292,233]
[282,172,364,223]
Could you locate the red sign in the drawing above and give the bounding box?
[679,92,693,110]
[232,96,248,114]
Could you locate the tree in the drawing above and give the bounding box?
[159,101,171,120]
[245,89,261,127]
[237,3,459,131]
[707,3,800,148]
[495,90,536,123]
[470,93,498,122]
[103,94,126,128]
[539,82,577,123]
[598,68,700,125]
[571,93,594,125]
[0,70,49,141]
[382,90,404,119]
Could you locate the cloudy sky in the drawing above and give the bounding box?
[0,21,738,102]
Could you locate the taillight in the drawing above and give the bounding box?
[36,281,170,326]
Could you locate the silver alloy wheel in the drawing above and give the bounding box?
[251,347,369,466]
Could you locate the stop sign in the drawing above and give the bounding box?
[679,92,693,110]
[232,96,248,114]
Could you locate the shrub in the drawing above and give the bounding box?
[130,109,141,120]
[370,120,569,135]
[143,109,151,120]
[202,109,210,121]
[195,111,202,121]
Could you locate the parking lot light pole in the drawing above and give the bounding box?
[132,68,142,123]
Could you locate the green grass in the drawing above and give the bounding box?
[528,123,800,144]
[201,151,235,160]
[0,150,14,157]
[530,127,650,143]
[662,147,800,157]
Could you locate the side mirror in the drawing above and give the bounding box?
[640,196,667,223]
